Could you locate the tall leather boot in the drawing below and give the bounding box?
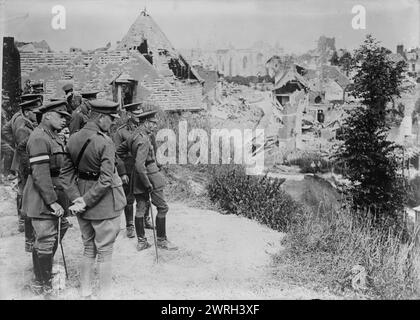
[80,256,95,298]
[156,217,178,251]
[38,253,54,298]
[24,217,34,253]
[30,250,43,295]
[97,261,113,300]
[134,217,151,251]
[125,205,135,238]
[16,194,24,233]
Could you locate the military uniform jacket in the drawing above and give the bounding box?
[1,112,34,172]
[112,119,137,177]
[21,124,69,219]
[116,127,164,194]
[69,99,90,135]
[15,121,36,182]
[60,121,126,220]
[66,94,82,114]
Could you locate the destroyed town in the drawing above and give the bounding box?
[0,0,420,303]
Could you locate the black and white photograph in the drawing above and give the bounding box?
[0,0,419,303]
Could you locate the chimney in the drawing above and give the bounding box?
[397,44,404,56]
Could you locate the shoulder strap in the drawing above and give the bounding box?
[75,137,93,170]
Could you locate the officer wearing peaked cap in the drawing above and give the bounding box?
[21,100,72,297]
[69,91,100,135]
[112,102,141,238]
[1,98,43,233]
[21,93,44,103]
[14,100,44,253]
[116,104,178,251]
[59,99,126,299]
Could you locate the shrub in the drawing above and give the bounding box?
[280,204,420,299]
[207,164,304,232]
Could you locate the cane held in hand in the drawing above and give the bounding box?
[149,194,159,264]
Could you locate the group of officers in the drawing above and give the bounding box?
[1,83,178,299]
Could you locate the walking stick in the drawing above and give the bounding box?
[58,216,69,279]
[149,194,159,264]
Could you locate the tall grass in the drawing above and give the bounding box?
[282,204,420,299]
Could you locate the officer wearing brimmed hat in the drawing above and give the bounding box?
[112,101,141,238]
[116,103,178,251]
[69,91,100,135]
[14,99,44,253]
[62,83,82,114]
[60,99,126,299]
[21,100,72,297]
[20,93,44,104]
[2,98,43,234]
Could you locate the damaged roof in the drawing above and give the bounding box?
[117,10,204,83]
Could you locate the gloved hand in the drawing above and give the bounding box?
[121,174,129,185]
[69,197,87,215]
[49,202,64,217]
[146,184,153,194]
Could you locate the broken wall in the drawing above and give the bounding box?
[20,50,205,111]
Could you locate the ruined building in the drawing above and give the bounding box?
[17,10,205,111]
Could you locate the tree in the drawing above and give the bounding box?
[338,51,352,76]
[335,35,408,235]
[330,51,339,65]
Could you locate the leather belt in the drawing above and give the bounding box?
[78,171,100,181]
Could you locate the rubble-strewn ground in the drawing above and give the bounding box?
[0,183,340,300]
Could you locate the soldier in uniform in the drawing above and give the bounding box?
[69,91,99,135]
[113,102,150,238]
[60,99,126,299]
[14,99,43,253]
[62,83,82,114]
[2,95,43,232]
[21,100,72,297]
[116,105,178,251]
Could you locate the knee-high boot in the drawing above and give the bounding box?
[16,194,24,232]
[156,217,178,251]
[134,217,151,251]
[30,250,43,295]
[125,205,135,238]
[37,252,54,296]
[80,256,95,298]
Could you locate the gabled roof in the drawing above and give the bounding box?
[274,64,310,90]
[117,10,203,83]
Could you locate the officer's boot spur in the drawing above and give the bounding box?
[156,217,178,251]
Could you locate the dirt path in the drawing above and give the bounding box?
[0,185,338,300]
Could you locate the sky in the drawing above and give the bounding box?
[0,0,419,54]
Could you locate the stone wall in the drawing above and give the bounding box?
[19,50,205,111]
